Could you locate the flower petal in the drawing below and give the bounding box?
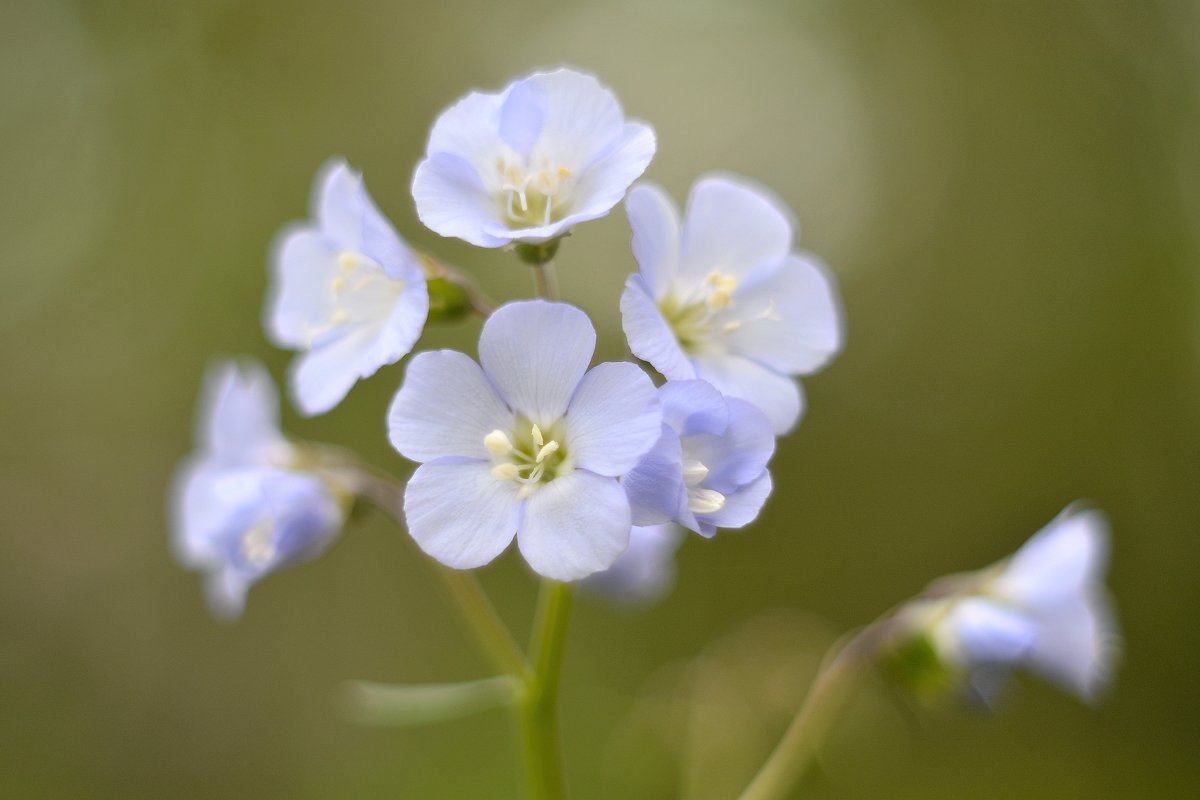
[566,362,660,476]
[570,122,656,227]
[626,182,680,298]
[620,274,695,381]
[621,425,686,526]
[582,524,684,604]
[997,507,1110,613]
[692,354,803,435]
[413,153,509,247]
[498,79,544,157]
[658,379,728,438]
[701,471,773,533]
[199,360,286,460]
[289,325,384,416]
[1027,595,1117,701]
[424,88,504,165]
[522,68,625,167]
[679,174,794,283]
[478,301,595,425]
[723,253,843,375]
[947,598,1039,664]
[518,471,631,581]
[388,350,514,462]
[404,460,521,570]
[314,159,364,246]
[690,398,775,494]
[265,227,341,349]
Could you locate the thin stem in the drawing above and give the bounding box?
[520,580,575,800]
[736,622,895,800]
[530,260,560,301]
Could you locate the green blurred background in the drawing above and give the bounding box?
[3,0,1198,797]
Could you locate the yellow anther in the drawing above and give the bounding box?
[531,424,544,448]
[687,488,726,515]
[338,252,357,270]
[682,459,709,487]
[535,440,559,463]
[557,165,572,178]
[484,430,514,456]
[491,463,521,480]
[240,518,276,566]
[721,321,743,334]
[330,274,346,293]
[704,271,738,311]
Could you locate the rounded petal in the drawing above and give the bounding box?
[288,326,383,416]
[723,253,844,375]
[424,88,504,164]
[372,273,430,366]
[997,507,1110,612]
[478,301,595,425]
[626,182,681,297]
[621,425,686,526]
[388,350,514,462]
[412,153,509,247]
[313,159,364,246]
[518,471,632,581]
[566,362,661,476]
[679,174,794,283]
[405,461,521,570]
[198,359,285,461]
[582,524,684,604]
[620,274,695,382]
[265,227,341,349]
[658,379,728,438]
[701,470,774,533]
[692,398,776,494]
[521,68,625,167]
[692,354,803,435]
[570,122,656,226]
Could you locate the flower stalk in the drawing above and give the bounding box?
[521,580,575,800]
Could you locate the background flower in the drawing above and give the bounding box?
[582,524,684,604]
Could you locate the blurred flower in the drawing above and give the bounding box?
[388,300,660,581]
[266,159,429,416]
[620,176,843,434]
[623,380,774,538]
[171,360,348,618]
[899,505,1119,702]
[583,524,684,604]
[412,68,656,247]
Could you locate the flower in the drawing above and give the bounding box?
[170,360,347,618]
[907,505,1119,702]
[266,159,429,416]
[387,300,661,580]
[620,175,843,434]
[623,380,775,538]
[412,68,656,248]
[582,524,684,604]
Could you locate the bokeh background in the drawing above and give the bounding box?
[3,0,1198,797]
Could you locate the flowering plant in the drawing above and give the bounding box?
[171,67,1119,799]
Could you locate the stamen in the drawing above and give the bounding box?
[338,252,357,270]
[531,425,544,448]
[704,271,738,311]
[491,463,521,480]
[484,430,514,456]
[535,441,559,463]
[688,488,726,515]
[682,459,709,487]
[241,518,276,566]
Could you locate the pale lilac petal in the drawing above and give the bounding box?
[620,275,695,381]
[694,398,775,493]
[948,599,1038,664]
[997,507,1110,613]
[413,153,509,247]
[570,123,656,225]
[518,471,631,581]
[626,182,681,297]
[405,461,522,570]
[289,326,383,416]
[679,174,794,283]
[522,69,624,166]
[621,425,686,526]
[424,89,505,166]
[583,524,684,604]
[498,79,544,157]
[388,350,515,462]
[700,471,773,533]
[692,354,803,435]
[1028,595,1117,701]
[478,301,595,425]
[200,360,285,461]
[723,254,844,375]
[658,379,727,438]
[566,362,660,476]
[265,228,341,349]
[373,269,430,364]
[314,159,363,245]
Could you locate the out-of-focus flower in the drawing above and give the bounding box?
[171,360,348,618]
[623,380,774,538]
[899,505,1119,702]
[620,176,843,434]
[387,300,660,581]
[583,524,685,604]
[412,68,656,248]
[266,159,429,416]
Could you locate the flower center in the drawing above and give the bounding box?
[485,420,573,498]
[240,517,277,566]
[682,458,725,515]
[495,156,574,228]
[301,250,404,347]
[659,271,780,354]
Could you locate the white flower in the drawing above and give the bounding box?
[620,175,843,434]
[412,68,656,247]
[266,159,429,416]
[170,360,347,618]
[919,505,1119,701]
[387,300,661,581]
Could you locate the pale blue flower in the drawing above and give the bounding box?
[266,159,429,416]
[583,524,684,604]
[620,176,843,434]
[920,505,1119,701]
[171,360,347,618]
[387,300,661,581]
[412,68,656,247]
[623,380,774,538]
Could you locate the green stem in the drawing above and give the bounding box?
[529,260,560,301]
[520,580,575,800]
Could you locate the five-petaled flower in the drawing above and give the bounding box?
[908,505,1119,702]
[412,68,656,248]
[266,159,430,416]
[623,379,775,538]
[171,360,348,618]
[388,300,661,581]
[620,175,843,434]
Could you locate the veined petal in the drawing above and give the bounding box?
[521,68,625,168]
[621,425,686,526]
[658,379,728,438]
[518,470,632,581]
[199,360,286,461]
[626,182,681,298]
[425,89,505,165]
[566,362,660,476]
[478,301,595,426]
[405,461,522,570]
[692,353,803,435]
[723,253,844,375]
[700,471,773,533]
[388,350,514,462]
[570,122,656,226]
[289,325,384,416]
[413,153,509,247]
[692,398,775,494]
[620,274,695,382]
[679,174,794,283]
